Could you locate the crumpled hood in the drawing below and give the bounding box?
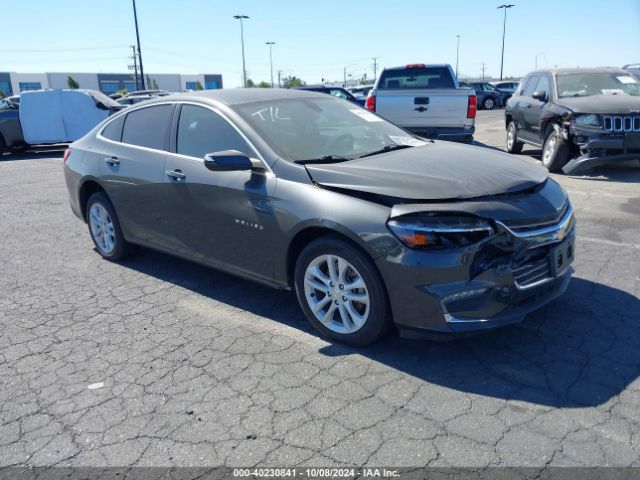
[304,141,548,201]
[558,94,640,114]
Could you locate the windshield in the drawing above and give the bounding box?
[235,97,427,162]
[556,72,640,98]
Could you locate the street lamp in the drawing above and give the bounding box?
[132,0,146,90]
[455,34,460,79]
[497,4,514,81]
[266,42,276,88]
[535,52,546,70]
[233,15,249,87]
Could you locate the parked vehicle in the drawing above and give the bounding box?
[293,85,358,103]
[624,63,640,78]
[117,95,157,106]
[0,89,122,154]
[505,67,640,173]
[365,64,476,142]
[348,85,374,106]
[463,82,505,110]
[493,81,520,101]
[64,89,575,346]
[122,89,170,98]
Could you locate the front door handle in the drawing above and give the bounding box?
[104,156,119,166]
[414,106,428,112]
[165,169,186,181]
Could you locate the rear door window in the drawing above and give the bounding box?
[121,104,173,150]
[379,67,455,89]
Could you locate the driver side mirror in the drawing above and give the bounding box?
[204,150,263,172]
[532,90,548,102]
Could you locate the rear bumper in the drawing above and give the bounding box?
[406,125,475,143]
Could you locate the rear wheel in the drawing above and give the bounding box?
[86,192,133,261]
[506,121,524,154]
[542,127,570,172]
[483,97,496,110]
[294,236,391,346]
[0,135,6,156]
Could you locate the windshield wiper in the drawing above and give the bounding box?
[295,155,352,165]
[357,144,413,159]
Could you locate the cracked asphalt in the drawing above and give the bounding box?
[1,110,639,468]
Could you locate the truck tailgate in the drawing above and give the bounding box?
[376,89,472,128]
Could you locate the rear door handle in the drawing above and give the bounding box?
[104,156,119,166]
[165,169,186,181]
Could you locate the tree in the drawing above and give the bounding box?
[245,78,256,88]
[152,79,160,90]
[195,81,204,91]
[256,81,271,88]
[67,76,80,89]
[282,75,305,88]
[0,91,5,99]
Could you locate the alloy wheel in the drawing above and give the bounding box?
[543,135,557,166]
[89,203,116,254]
[507,124,515,149]
[485,98,495,110]
[303,254,370,334]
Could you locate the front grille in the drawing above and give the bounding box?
[512,256,551,287]
[603,115,640,132]
[501,203,568,234]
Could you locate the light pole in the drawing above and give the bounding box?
[233,15,249,87]
[455,35,460,78]
[497,4,514,81]
[132,0,146,90]
[266,42,275,88]
[535,52,546,70]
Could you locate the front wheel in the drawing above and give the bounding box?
[294,236,391,346]
[86,192,133,261]
[542,129,569,172]
[483,97,496,110]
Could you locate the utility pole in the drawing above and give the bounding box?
[497,4,514,81]
[343,67,347,87]
[481,63,487,81]
[233,15,249,87]
[129,45,140,91]
[131,0,145,90]
[372,57,378,81]
[277,70,283,88]
[455,35,460,79]
[266,42,275,88]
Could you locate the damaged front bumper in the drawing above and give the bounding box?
[377,195,576,337]
[562,126,640,174]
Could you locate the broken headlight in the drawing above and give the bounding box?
[387,214,495,250]
[573,114,601,128]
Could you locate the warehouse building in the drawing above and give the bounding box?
[0,72,223,97]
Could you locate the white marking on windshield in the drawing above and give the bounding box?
[250,106,290,121]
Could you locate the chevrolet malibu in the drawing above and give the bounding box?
[63,90,575,346]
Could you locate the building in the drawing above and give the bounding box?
[0,72,223,97]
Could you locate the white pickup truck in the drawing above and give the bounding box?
[365,64,476,143]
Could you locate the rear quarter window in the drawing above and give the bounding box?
[379,67,455,89]
[101,114,125,142]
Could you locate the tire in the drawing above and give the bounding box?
[506,121,524,154]
[541,127,570,172]
[294,236,391,346]
[85,192,133,261]
[483,97,496,110]
[0,134,6,156]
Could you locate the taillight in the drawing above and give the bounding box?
[467,95,477,119]
[406,64,426,69]
[365,95,376,112]
[63,148,72,162]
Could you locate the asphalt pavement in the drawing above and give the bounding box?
[0,111,638,468]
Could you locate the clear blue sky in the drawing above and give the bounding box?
[2,0,639,86]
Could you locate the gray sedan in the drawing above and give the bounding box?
[63,89,575,345]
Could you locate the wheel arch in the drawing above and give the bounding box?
[78,178,108,221]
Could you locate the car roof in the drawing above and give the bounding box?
[383,64,449,71]
[135,88,331,108]
[532,67,631,75]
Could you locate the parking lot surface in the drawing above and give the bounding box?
[1,111,639,467]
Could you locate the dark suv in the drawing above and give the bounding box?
[505,68,640,173]
[462,82,504,110]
